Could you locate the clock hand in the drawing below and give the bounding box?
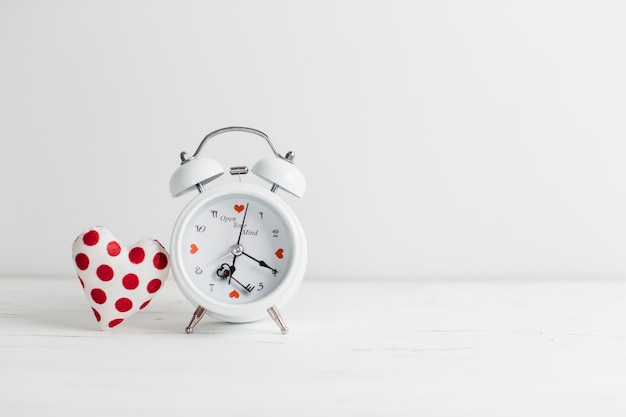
[236,203,250,245]
[228,202,250,274]
[216,205,255,292]
[241,252,278,275]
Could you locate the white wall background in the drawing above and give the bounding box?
[1,0,625,280]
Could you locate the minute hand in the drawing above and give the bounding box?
[242,252,278,275]
[230,203,250,271]
[236,203,250,245]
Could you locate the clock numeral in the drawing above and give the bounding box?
[272,229,279,238]
[211,210,218,218]
[195,225,206,233]
[209,284,214,292]
[257,282,264,291]
[195,266,203,275]
[259,211,264,219]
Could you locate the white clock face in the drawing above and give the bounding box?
[174,187,297,309]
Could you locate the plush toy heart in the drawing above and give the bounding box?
[71,226,170,330]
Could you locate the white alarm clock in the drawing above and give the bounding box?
[169,127,307,334]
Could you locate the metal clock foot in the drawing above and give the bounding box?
[267,305,289,335]
[185,306,207,334]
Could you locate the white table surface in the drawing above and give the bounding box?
[1,276,626,416]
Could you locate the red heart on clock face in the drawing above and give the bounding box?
[72,226,170,330]
[234,204,245,213]
[275,248,284,259]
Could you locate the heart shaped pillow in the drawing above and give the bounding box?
[72,226,169,330]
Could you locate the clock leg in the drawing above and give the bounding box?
[185,306,207,334]
[267,305,289,335]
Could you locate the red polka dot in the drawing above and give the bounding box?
[91,288,107,304]
[115,297,133,312]
[153,252,168,270]
[75,253,89,270]
[122,273,139,290]
[108,318,124,328]
[147,278,162,294]
[96,264,114,281]
[92,308,101,322]
[83,230,100,246]
[107,241,121,256]
[129,247,145,264]
[78,275,85,288]
[140,300,151,310]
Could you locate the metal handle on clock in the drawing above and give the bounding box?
[172,126,306,198]
[189,126,288,161]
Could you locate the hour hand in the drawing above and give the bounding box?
[242,252,278,276]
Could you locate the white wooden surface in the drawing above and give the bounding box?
[1,276,626,416]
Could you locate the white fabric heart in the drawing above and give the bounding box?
[72,226,169,330]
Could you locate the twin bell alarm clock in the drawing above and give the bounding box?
[168,127,307,334]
